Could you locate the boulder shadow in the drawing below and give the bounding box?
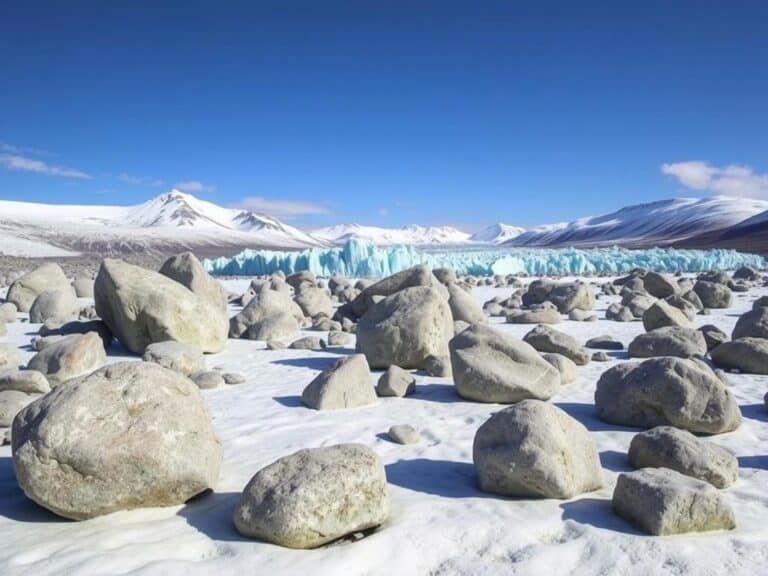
[105,340,139,360]
[740,404,768,423]
[177,490,248,542]
[412,383,464,404]
[0,457,66,523]
[554,402,639,433]
[738,455,768,470]
[272,395,303,408]
[560,497,639,535]
[385,458,491,499]
[271,357,337,371]
[599,450,631,473]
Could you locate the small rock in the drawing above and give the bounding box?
[191,370,225,389]
[142,341,205,376]
[222,372,246,385]
[585,336,624,350]
[388,424,421,444]
[289,336,326,350]
[376,365,416,397]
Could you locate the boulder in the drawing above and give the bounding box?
[628,426,738,488]
[473,400,602,498]
[29,289,80,324]
[222,372,246,385]
[595,357,741,434]
[568,309,597,322]
[351,265,447,318]
[711,338,768,374]
[0,302,17,323]
[289,336,326,350]
[6,263,70,312]
[506,308,562,324]
[699,324,728,351]
[40,319,113,350]
[605,303,635,322]
[585,336,624,350]
[190,370,225,389]
[376,365,416,397]
[541,353,577,385]
[0,370,50,394]
[732,307,768,340]
[233,444,389,548]
[450,324,560,403]
[612,468,735,535]
[664,295,698,321]
[642,300,691,331]
[733,265,760,281]
[388,424,421,444]
[142,341,205,376]
[0,390,41,427]
[548,283,595,314]
[95,259,228,354]
[693,280,732,309]
[627,326,707,359]
[622,291,656,317]
[446,282,487,325]
[522,325,591,365]
[356,286,452,370]
[229,289,303,340]
[327,330,353,346]
[0,344,20,371]
[159,252,228,312]
[301,354,376,410]
[643,272,679,298]
[72,277,95,298]
[12,362,222,520]
[27,333,107,386]
[294,286,334,318]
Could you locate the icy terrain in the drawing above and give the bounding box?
[1,278,768,575]
[204,238,765,278]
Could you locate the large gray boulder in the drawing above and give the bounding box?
[595,357,741,434]
[473,400,602,498]
[159,252,228,312]
[628,426,738,488]
[541,353,577,385]
[376,365,416,397]
[622,291,657,317]
[642,272,680,299]
[450,324,560,403]
[233,444,389,548]
[693,280,732,309]
[506,307,562,324]
[522,324,591,365]
[350,265,447,318]
[612,468,735,535]
[711,338,768,374]
[0,369,50,394]
[1,390,41,427]
[294,285,334,319]
[72,277,95,298]
[12,362,222,520]
[627,326,707,359]
[27,332,106,386]
[642,300,691,331]
[301,354,376,410]
[446,282,487,324]
[229,288,303,340]
[95,259,228,354]
[356,286,452,370]
[6,263,70,312]
[732,307,768,340]
[29,289,80,324]
[142,341,205,376]
[548,283,595,314]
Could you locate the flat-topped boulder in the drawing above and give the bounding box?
[627,326,707,359]
[711,338,768,374]
[523,324,591,365]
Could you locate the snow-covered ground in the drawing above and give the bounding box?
[1,278,768,575]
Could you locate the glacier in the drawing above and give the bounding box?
[203,238,765,278]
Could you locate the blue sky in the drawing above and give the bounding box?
[1,1,767,230]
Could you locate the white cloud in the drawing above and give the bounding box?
[662,161,768,198]
[119,173,163,187]
[0,153,92,179]
[235,196,331,218]
[174,180,216,193]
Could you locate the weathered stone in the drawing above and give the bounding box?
[12,362,222,520]
[7,263,70,312]
[29,289,79,324]
[159,252,228,312]
[27,333,106,386]
[233,444,388,549]
[0,370,50,394]
[628,326,707,359]
[642,300,691,331]
[693,280,732,309]
[711,338,768,374]
[376,365,416,397]
[541,353,577,385]
[142,341,205,376]
[301,354,376,410]
[473,400,602,498]
[388,424,421,444]
[732,307,768,340]
[523,324,591,365]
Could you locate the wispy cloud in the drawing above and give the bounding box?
[174,180,216,193]
[0,142,54,157]
[662,161,768,198]
[119,173,163,187]
[0,152,92,179]
[235,196,331,219]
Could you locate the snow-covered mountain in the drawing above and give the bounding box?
[312,223,472,246]
[470,223,526,244]
[507,196,768,248]
[0,190,325,258]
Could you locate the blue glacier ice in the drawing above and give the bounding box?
[203,238,765,278]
